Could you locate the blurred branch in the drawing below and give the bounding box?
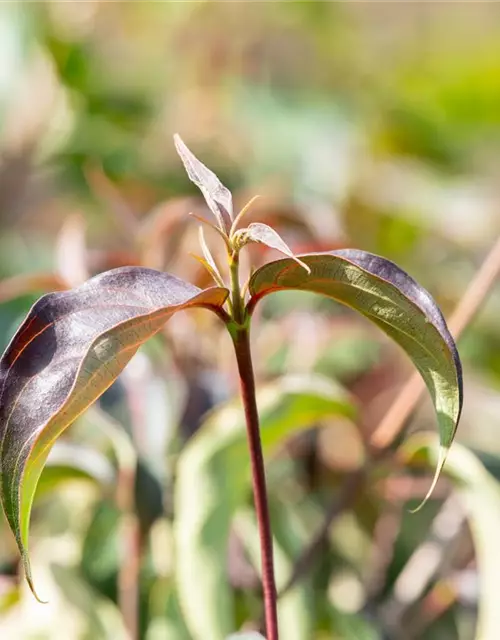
[404,559,474,640]
[279,468,366,596]
[379,495,467,638]
[90,408,140,640]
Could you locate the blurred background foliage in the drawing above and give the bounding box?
[1,2,500,639]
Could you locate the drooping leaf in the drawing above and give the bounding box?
[174,134,233,233]
[0,266,228,598]
[174,374,355,639]
[235,222,311,273]
[403,435,500,640]
[248,249,463,506]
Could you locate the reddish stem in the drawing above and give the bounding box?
[233,328,279,640]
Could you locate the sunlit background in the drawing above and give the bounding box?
[1,2,500,639]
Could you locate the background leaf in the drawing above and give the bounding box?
[404,435,500,640]
[174,374,355,639]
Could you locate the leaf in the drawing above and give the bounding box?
[249,250,463,507]
[403,435,500,640]
[237,223,311,273]
[0,266,228,599]
[174,133,233,233]
[174,374,355,639]
[192,226,225,287]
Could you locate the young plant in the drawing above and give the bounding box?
[0,135,462,640]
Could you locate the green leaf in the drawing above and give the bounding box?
[174,374,355,640]
[249,250,463,507]
[403,435,500,640]
[0,266,228,599]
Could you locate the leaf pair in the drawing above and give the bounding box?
[0,136,462,600]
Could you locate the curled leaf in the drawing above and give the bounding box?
[174,134,233,233]
[236,222,311,273]
[248,249,463,507]
[0,267,228,599]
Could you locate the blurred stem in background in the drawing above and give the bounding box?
[94,410,140,640]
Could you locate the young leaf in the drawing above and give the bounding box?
[197,226,225,286]
[0,266,228,599]
[235,222,311,273]
[248,249,463,506]
[174,134,233,233]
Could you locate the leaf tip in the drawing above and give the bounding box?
[23,555,48,604]
[408,444,448,514]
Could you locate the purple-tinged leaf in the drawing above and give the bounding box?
[248,250,463,507]
[0,267,228,599]
[174,134,233,233]
[236,222,311,273]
